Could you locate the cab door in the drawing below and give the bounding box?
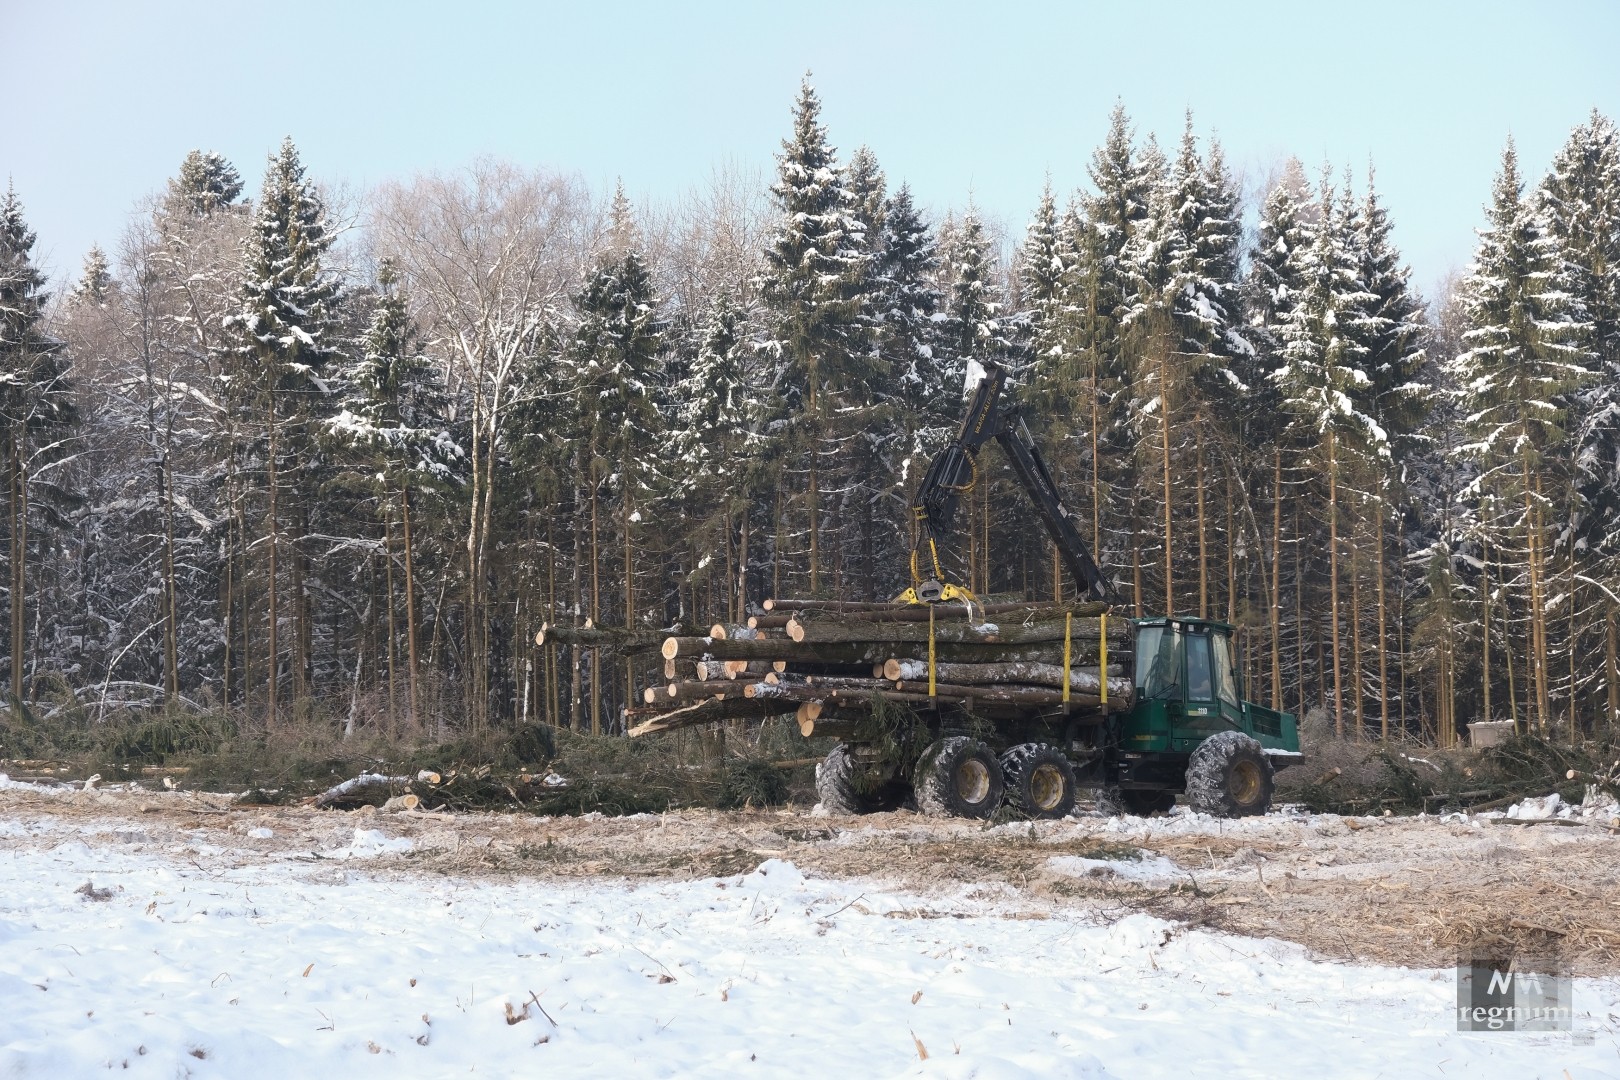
[1172,626,1225,749]
[1210,630,1245,730]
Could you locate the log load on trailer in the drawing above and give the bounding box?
[559,359,1300,818]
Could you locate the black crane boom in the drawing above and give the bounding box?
[904,360,1116,606]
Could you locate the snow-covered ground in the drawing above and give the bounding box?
[2,808,1616,1078]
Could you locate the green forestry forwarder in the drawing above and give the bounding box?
[816,360,1300,819]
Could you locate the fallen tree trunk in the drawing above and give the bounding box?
[313,772,413,808]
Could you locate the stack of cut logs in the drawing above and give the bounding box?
[536,599,1133,741]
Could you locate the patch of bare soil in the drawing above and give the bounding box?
[5,785,1619,976]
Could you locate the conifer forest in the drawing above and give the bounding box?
[4,81,1618,748]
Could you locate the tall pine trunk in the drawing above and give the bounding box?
[1327,431,1344,737]
[1270,450,1283,710]
[590,470,601,736]
[1195,423,1208,619]
[161,452,180,702]
[9,434,23,704]
[383,511,399,731]
[1375,499,1390,739]
[1606,608,1618,729]
[1160,350,1173,616]
[401,485,421,731]
[266,390,279,722]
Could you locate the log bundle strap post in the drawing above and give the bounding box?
[1062,612,1072,711]
[928,605,937,700]
[1099,611,1108,711]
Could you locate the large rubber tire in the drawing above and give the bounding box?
[916,736,1004,819]
[1185,730,1275,817]
[815,743,906,815]
[1094,786,1175,817]
[1000,743,1078,819]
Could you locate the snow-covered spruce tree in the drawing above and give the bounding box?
[68,246,113,308]
[144,151,250,701]
[1120,117,1249,621]
[1353,169,1430,457]
[167,150,244,216]
[831,143,902,599]
[943,206,1042,595]
[670,294,771,615]
[569,235,664,732]
[1243,162,1314,710]
[1020,179,1067,378]
[1180,129,1250,626]
[1346,167,1429,738]
[944,208,1016,370]
[877,184,948,422]
[1059,107,1154,609]
[845,144,888,366]
[758,75,868,595]
[330,259,457,729]
[1542,113,1620,719]
[870,184,955,593]
[224,138,344,719]
[0,185,75,705]
[1452,140,1593,736]
[1246,160,1313,383]
[1272,172,1382,739]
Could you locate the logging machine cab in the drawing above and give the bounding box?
[1126,617,1297,757]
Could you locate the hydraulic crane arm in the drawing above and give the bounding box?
[901,360,1117,607]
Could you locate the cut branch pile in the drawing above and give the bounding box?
[577,598,1135,739]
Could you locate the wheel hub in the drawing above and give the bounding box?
[1029,763,1065,811]
[955,758,991,805]
[1230,760,1262,805]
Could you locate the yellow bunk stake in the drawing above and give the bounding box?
[1099,611,1108,711]
[928,605,937,700]
[1062,612,1072,710]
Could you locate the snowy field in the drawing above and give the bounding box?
[2,800,1617,1078]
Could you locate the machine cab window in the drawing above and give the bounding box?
[1134,619,1240,707]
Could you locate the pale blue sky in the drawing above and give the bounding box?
[5,0,1617,297]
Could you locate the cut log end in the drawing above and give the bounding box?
[786,618,805,643]
[709,623,729,640]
